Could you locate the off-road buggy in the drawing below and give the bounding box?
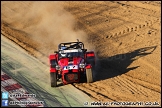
[49,40,95,87]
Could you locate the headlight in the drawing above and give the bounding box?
[79,63,85,68]
[56,65,61,70]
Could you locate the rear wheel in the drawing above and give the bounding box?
[86,68,93,83]
[50,72,57,87]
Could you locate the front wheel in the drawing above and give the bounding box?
[50,72,57,87]
[86,68,93,83]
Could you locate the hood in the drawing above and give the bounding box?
[58,57,84,70]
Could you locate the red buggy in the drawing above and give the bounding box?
[49,40,95,87]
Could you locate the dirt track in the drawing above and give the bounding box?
[1,1,161,106]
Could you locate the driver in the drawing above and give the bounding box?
[61,46,67,50]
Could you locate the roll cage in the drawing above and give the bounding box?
[54,41,87,59]
[58,42,84,51]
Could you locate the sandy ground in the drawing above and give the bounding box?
[1,1,161,107]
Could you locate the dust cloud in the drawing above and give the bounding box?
[1,1,89,56]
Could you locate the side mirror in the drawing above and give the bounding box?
[54,51,58,53]
[84,49,87,52]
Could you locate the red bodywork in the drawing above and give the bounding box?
[49,51,95,85]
